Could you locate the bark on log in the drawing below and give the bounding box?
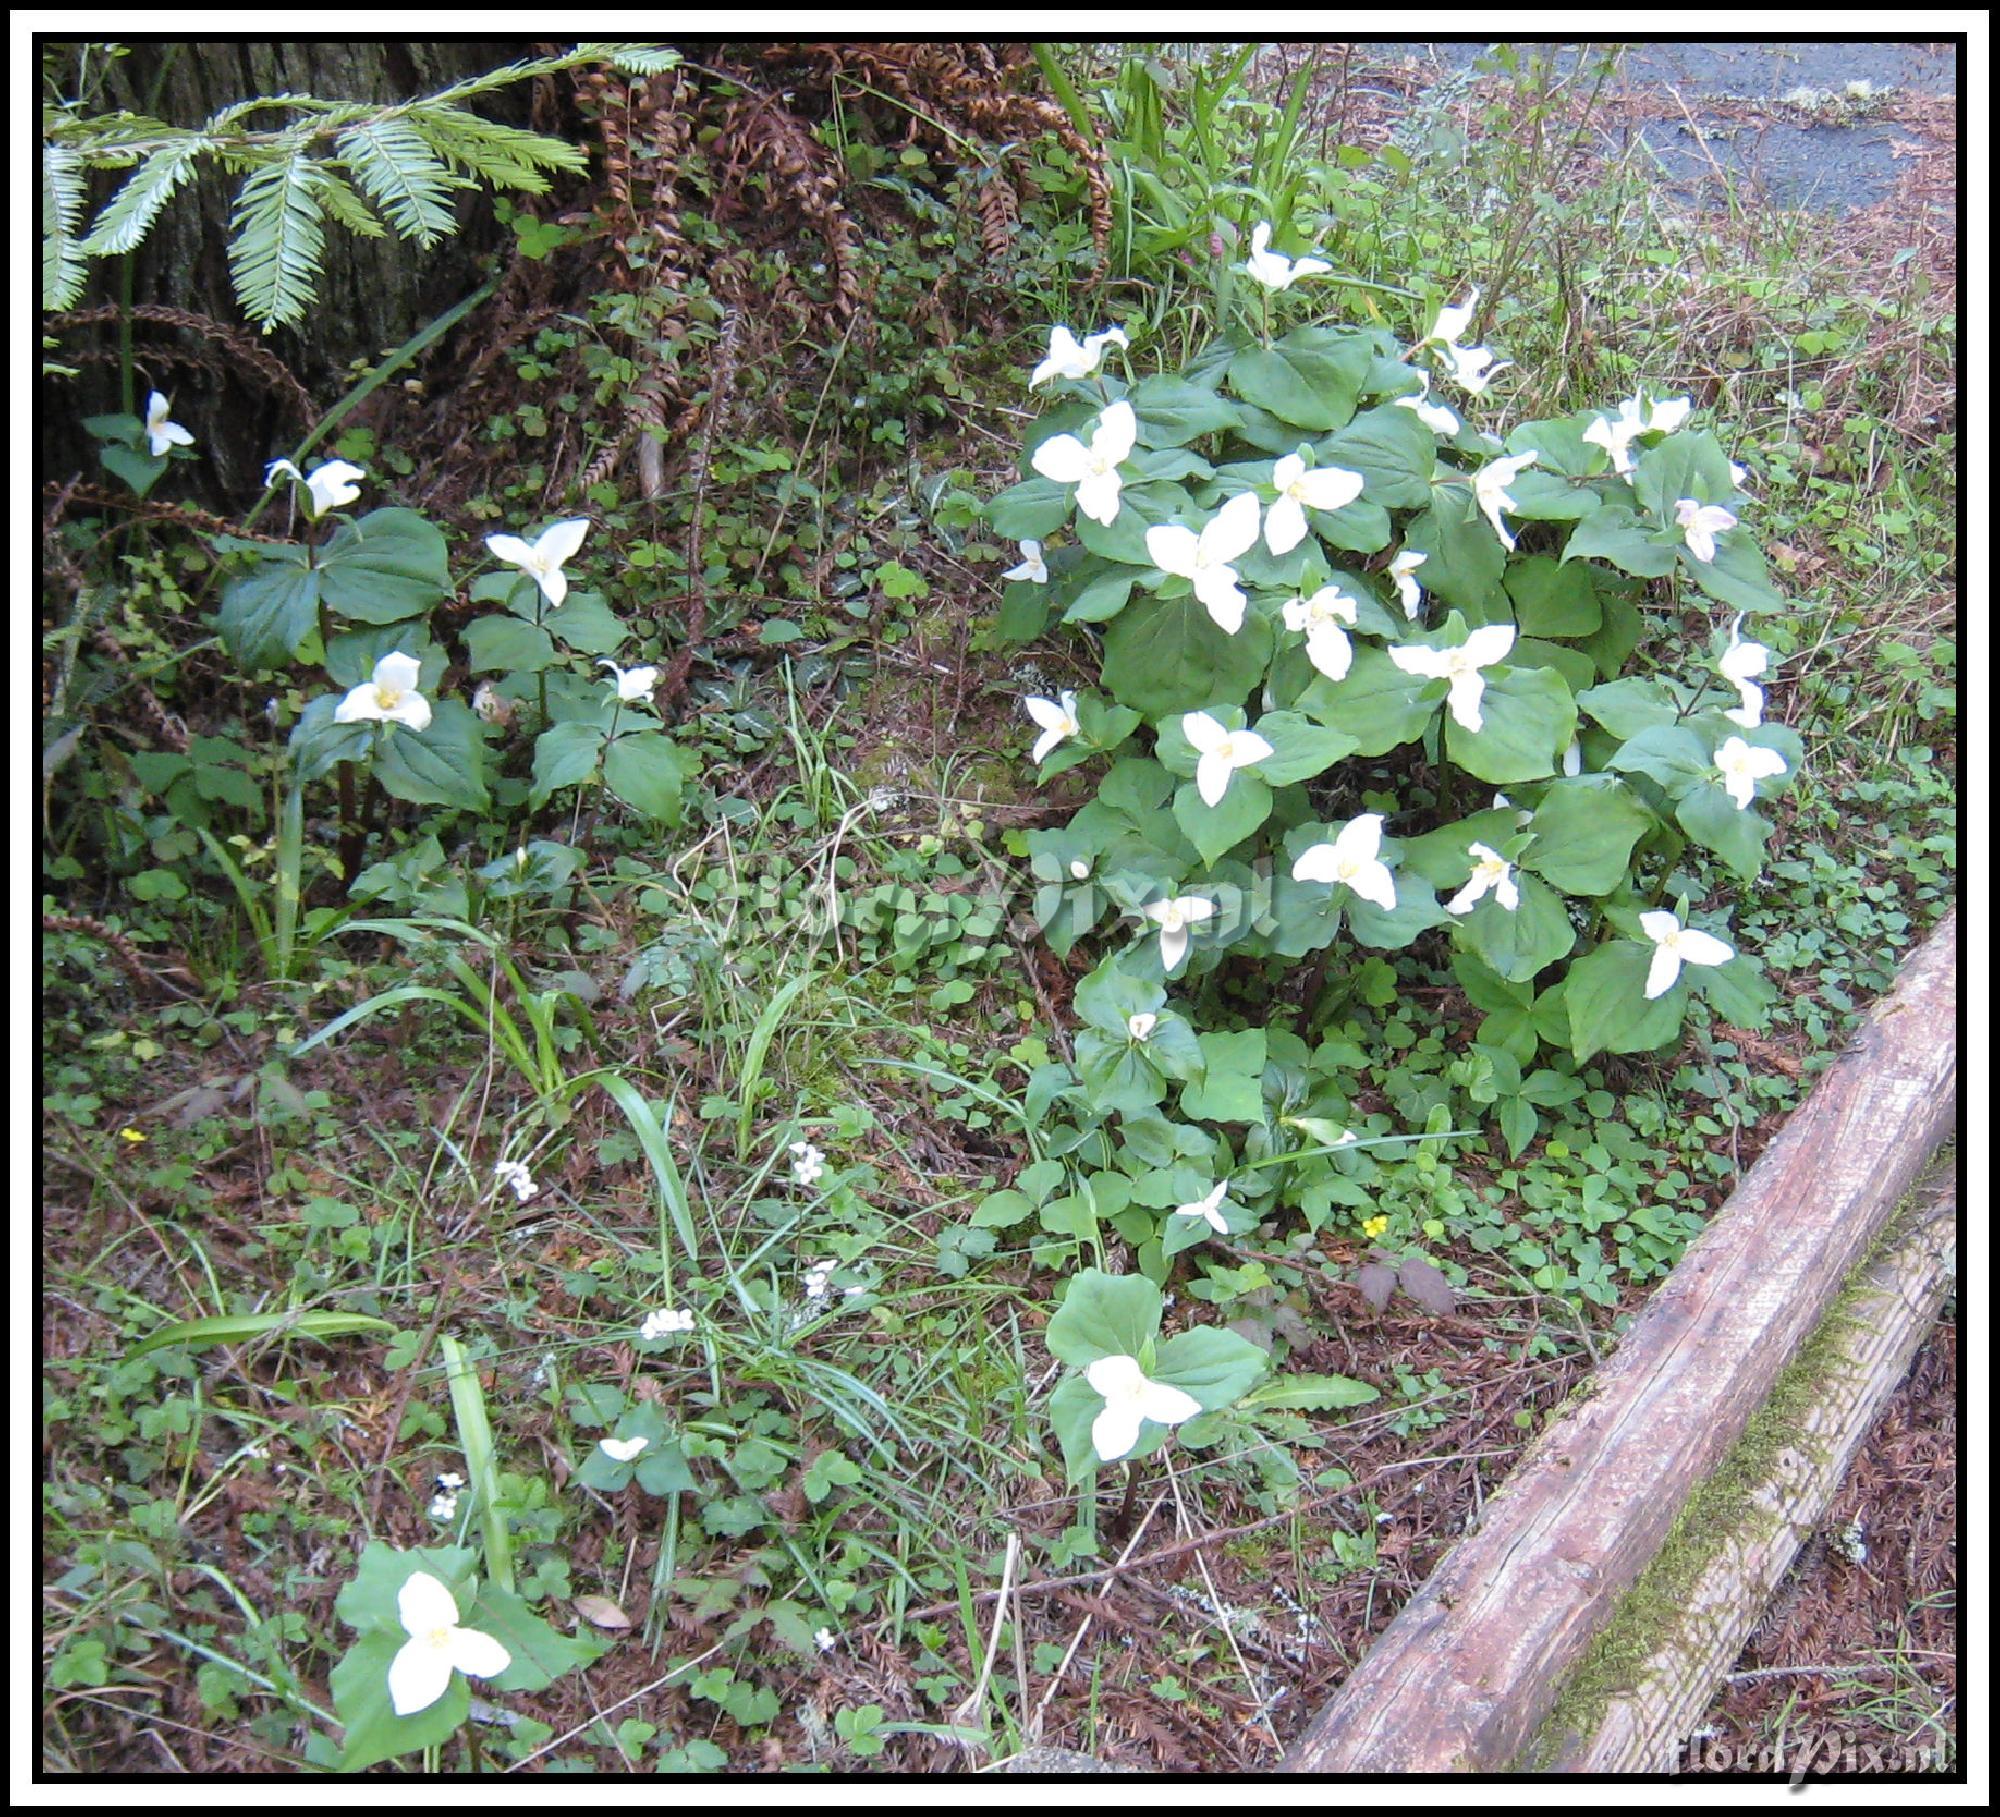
[1548,1175,1956,1771]
[1283,910,1958,1775]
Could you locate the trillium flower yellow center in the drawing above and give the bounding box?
[1083,1355,1203,1462]
[1173,1180,1231,1235]
[1714,736,1789,810]
[386,1571,511,1717]
[144,391,195,458]
[1024,690,1081,765]
[1291,812,1397,912]
[1030,324,1129,388]
[1265,452,1365,554]
[334,651,432,732]
[1145,894,1215,972]
[1470,453,1540,551]
[598,659,659,702]
[1030,400,1137,528]
[1388,549,1428,618]
[1639,910,1736,999]
[1388,624,1516,732]
[1447,843,1520,914]
[1282,584,1361,681]
[486,517,591,607]
[1127,1012,1157,1042]
[1144,490,1263,633]
[266,456,365,519]
[1002,539,1048,583]
[1243,220,1333,290]
[1674,498,1738,565]
[1181,710,1274,806]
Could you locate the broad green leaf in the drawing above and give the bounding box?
[1504,469,1601,521]
[1127,373,1243,444]
[473,1585,608,1693]
[1563,505,1680,578]
[1173,776,1272,867]
[542,591,628,655]
[1240,1372,1379,1411]
[324,622,442,690]
[1564,940,1686,1062]
[465,614,558,674]
[1448,871,1575,983]
[1251,711,1358,786]
[1444,665,1577,786]
[1343,874,1450,950]
[1405,485,1507,612]
[1683,535,1785,615]
[1297,644,1436,756]
[1505,555,1601,637]
[1522,776,1655,894]
[1694,951,1777,1028]
[1044,1267,1164,1366]
[1314,405,1436,510]
[1675,783,1772,881]
[1629,430,1736,522]
[1607,723,1712,796]
[531,721,606,804]
[1228,326,1371,430]
[370,701,490,812]
[1102,593,1273,717]
[987,476,1072,540]
[1151,1325,1270,1407]
[218,554,320,669]
[603,732,693,826]
[1577,675,1681,739]
[1060,569,1134,624]
[1179,1029,1266,1124]
[333,1629,467,1771]
[318,508,451,625]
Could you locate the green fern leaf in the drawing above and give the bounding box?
[226,151,328,329]
[42,142,88,309]
[79,137,206,256]
[335,117,463,246]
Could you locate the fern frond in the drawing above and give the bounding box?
[42,143,88,309]
[226,151,328,329]
[79,137,206,255]
[404,104,588,192]
[334,116,464,246]
[597,45,682,77]
[314,167,388,239]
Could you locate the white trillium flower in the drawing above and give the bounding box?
[1639,910,1736,999]
[1243,220,1333,291]
[1145,895,1215,972]
[1292,812,1396,911]
[1003,539,1049,584]
[598,659,659,702]
[639,1308,696,1340]
[599,1436,650,1463]
[1182,710,1275,807]
[1424,288,1479,348]
[1388,549,1428,619]
[1436,339,1512,396]
[1172,1180,1232,1235]
[1282,584,1361,681]
[1084,1355,1203,1462]
[1144,490,1263,633]
[386,1571,511,1717]
[1447,843,1520,914]
[144,391,195,458]
[266,456,365,519]
[1470,452,1540,550]
[1714,736,1789,810]
[1719,616,1771,728]
[486,517,591,608]
[1388,623,1516,732]
[1031,399,1137,528]
[334,651,432,731]
[1030,324,1129,388]
[492,1159,539,1204]
[1581,393,1694,475]
[1563,738,1583,776]
[1675,498,1738,565]
[1649,397,1694,434]
[1024,689,1081,765]
[789,1141,826,1187]
[1392,373,1462,438]
[1127,1012,1157,1042]
[1265,452,1365,554]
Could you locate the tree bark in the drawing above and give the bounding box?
[41,38,537,503]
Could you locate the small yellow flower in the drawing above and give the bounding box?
[119,1127,146,1144]
[1362,1214,1389,1239]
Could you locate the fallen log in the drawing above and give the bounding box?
[1284,911,1957,1775]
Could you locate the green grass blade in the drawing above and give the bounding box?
[130,1309,395,1358]
[585,1070,700,1269]
[735,971,815,1158]
[440,1333,513,1593]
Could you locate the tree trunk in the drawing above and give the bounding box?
[41,38,537,505]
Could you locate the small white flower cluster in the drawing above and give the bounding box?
[428,1470,465,1521]
[493,1159,539,1204]
[638,1307,695,1341]
[802,1259,867,1305]
[788,1141,825,1188]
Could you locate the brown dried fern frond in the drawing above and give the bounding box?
[46,304,317,422]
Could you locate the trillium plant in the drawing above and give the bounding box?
[982,246,1802,1418]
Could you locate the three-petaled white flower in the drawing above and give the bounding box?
[1447,843,1520,914]
[1423,288,1480,349]
[1031,399,1137,528]
[1388,549,1428,619]
[1243,220,1332,291]
[639,1308,695,1340]
[1471,452,1541,551]
[1003,539,1048,583]
[1581,393,1693,474]
[486,518,591,607]
[599,1436,650,1463]
[1024,689,1081,765]
[1127,1013,1157,1042]
[492,1159,539,1204]
[1030,325,1129,388]
[386,1571,511,1717]
[789,1141,826,1187]
[1282,584,1361,681]
[335,651,432,731]
[1435,339,1512,396]
[1718,616,1771,728]
[1388,623,1516,732]
[144,391,195,458]
[1172,1180,1232,1235]
[1674,498,1737,565]
[266,456,365,519]
[1265,452,1364,554]
[1392,373,1462,438]
[1639,910,1735,999]
[1144,895,1215,972]
[1714,736,1789,810]
[1292,813,1397,911]
[598,659,659,702]
[1182,710,1274,807]
[1145,490,1263,633]
[1084,1355,1203,1462]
